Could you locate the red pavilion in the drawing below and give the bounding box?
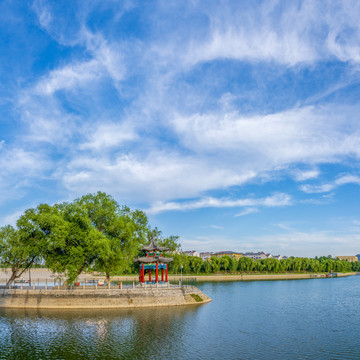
[134,239,173,284]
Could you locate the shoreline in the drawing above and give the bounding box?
[136,272,360,282]
[1,269,358,282]
[0,286,212,309]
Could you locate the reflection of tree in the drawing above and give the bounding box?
[0,306,199,360]
[123,306,198,359]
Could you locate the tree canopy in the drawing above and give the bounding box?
[0,192,180,286]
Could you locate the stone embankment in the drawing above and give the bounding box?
[0,285,211,309]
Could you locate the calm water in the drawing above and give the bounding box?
[1,276,360,359]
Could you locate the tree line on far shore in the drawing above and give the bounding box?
[165,254,360,275]
[0,192,179,287]
[1,192,359,287]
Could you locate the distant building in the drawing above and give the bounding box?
[336,256,358,262]
[200,252,213,261]
[356,254,360,261]
[184,251,200,257]
[266,253,273,258]
[243,252,267,260]
[213,251,243,260]
[272,255,282,260]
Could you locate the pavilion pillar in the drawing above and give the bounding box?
[142,264,145,283]
[156,263,159,283]
[149,268,151,282]
[139,265,141,283]
[166,264,168,282]
[162,268,164,282]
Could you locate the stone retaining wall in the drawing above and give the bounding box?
[0,286,211,309]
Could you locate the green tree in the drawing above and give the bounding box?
[75,192,151,283]
[238,257,254,272]
[0,205,56,287]
[170,253,182,274]
[190,256,203,274]
[210,256,221,273]
[158,235,181,253]
[228,257,238,272]
[181,254,191,274]
[202,260,212,273]
[220,256,230,272]
[44,201,111,284]
[96,206,150,282]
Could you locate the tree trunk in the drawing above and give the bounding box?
[6,257,36,288]
[6,272,18,288]
[61,262,87,289]
[106,272,110,287]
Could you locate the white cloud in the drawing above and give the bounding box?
[182,230,360,257]
[185,27,316,67]
[61,152,257,203]
[147,193,291,214]
[292,168,320,182]
[172,105,360,168]
[210,225,224,230]
[242,231,360,258]
[34,60,100,96]
[0,147,48,175]
[33,0,52,29]
[80,122,137,150]
[178,1,360,68]
[300,174,360,193]
[5,0,360,225]
[0,145,50,206]
[0,209,25,227]
[234,208,259,217]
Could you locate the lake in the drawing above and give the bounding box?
[1,276,359,359]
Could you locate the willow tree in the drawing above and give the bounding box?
[0,205,53,287]
[44,201,111,284]
[76,192,150,284]
[95,207,150,283]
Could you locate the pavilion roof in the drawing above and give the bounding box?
[134,256,174,263]
[140,238,168,252]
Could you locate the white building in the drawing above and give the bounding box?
[184,250,200,257]
[243,252,267,260]
[272,255,283,260]
[200,252,213,260]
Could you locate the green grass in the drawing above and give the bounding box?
[190,293,203,302]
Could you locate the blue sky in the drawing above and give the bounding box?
[1,0,360,257]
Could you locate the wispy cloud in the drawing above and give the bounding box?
[292,168,320,182]
[172,105,360,166]
[61,152,257,203]
[301,174,360,193]
[235,208,259,217]
[34,60,101,96]
[210,225,224,230]
[147,193,291,214]
[242,231,360,257]
[1,1,360,256]
[79,122,138,150]
[179,1,360,68]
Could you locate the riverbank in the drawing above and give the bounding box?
[1,268,358,283]
[0,285,211,309]
[166,272,359,282]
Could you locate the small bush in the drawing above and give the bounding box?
[190,293,203,302]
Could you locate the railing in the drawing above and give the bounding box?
[0,277,196,291]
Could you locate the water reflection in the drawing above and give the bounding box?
[0,306,199,360]
[1,278,360,359]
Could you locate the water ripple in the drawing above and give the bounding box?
[1,277,360,359]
